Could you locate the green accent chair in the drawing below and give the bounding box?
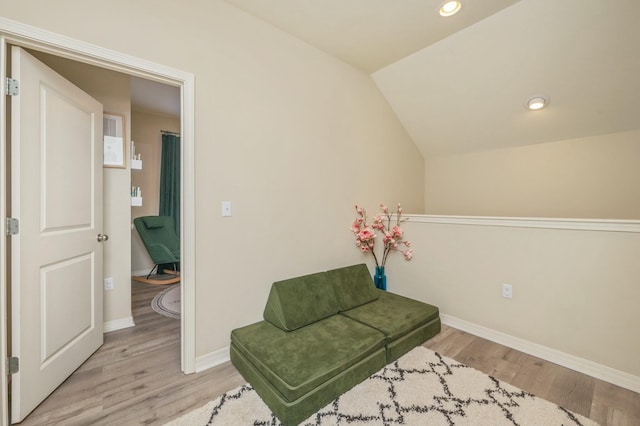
[133,216,180,278]
[230,263,441,425]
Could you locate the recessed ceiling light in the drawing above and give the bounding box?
[526,96,549,111]
[439,1,462,17]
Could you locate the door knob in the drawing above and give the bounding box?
[97,234,109,242]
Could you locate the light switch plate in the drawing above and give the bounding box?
[222,201,232,217]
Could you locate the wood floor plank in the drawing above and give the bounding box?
[590,379,640,426]
[424,325,476,358]
[508,353,549,395]
[15,288,639,425]
[542,365,596,418]
[424,325,640,426]
[593,379,640,419]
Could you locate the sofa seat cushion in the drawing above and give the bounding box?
[230,343,386,426]
[341,290,439,342]
[231,315,386,402]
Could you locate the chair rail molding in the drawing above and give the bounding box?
[405,214,640,233]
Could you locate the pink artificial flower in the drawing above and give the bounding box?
[383,232,394,245]
[403,249,413,260]
[357,228,376,242]
[372,215,385,230]
[352,202,412,267]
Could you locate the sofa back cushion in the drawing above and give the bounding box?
[327,264,379,311]
[263,272,340,331]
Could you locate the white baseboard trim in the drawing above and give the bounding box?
[191,316,640,393]
[440,314,640,394]
[131,269,151,276]
[195,346,230,373]
[104,316,135,333]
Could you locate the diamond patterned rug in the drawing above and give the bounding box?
[165,346,598,425]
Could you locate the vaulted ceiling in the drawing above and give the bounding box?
[225,0,519,73]
[224,0,640,156]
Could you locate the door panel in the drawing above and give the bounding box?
[41,85,94,231]
[10,47,104,423]
[41,253,94,364]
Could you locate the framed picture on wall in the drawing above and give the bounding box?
[103,112,125,168]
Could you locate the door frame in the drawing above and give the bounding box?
[0,17,196,425]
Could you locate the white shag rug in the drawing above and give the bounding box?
[151,284,180,319]
[164,346,598,425]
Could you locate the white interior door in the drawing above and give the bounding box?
[10,47,104,423]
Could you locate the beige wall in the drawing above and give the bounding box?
[392,219,640,378]
[130,110,180,273]
[30,51,133,325]
[1,1,425,356]
[425,130,640,219]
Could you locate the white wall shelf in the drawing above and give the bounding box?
[131,196,142,207]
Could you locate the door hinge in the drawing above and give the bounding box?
[6,217,19,235]
[7,357,19,374]
[5,77,19,96]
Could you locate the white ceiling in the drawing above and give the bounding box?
[130,76,180,117]
[224,0,640,156]
[225,0,519,73]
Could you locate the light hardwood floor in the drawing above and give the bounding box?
[424,327,640,426]
[16,282,640,425]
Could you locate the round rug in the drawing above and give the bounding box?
[151,284,180,319]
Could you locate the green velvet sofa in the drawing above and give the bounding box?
[230,263,441,425]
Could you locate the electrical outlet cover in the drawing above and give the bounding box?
[502,284,512,299]
[104,277,114,291]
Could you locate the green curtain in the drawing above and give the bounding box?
[159,132,180,237]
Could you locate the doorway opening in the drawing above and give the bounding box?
[130,77,181,286]
[130,77,182,319]
[1,19,196,425]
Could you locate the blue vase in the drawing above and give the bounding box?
[374,266,387,291]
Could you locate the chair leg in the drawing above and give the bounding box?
[160,263,181,275]
[146,264,158,279]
